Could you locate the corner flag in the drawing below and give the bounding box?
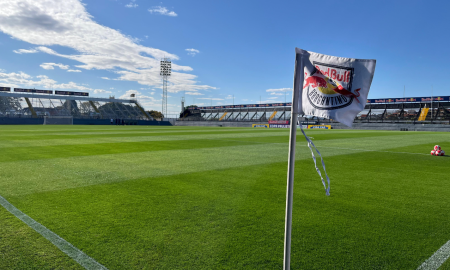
[283,48,376,269]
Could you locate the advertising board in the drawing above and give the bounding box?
[307,125,332,129]
[14,88,52,94]
[268,120,289,124]
[252,124,269,128]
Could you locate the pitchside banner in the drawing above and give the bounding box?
[307,125,331,129]
[294,48,376,127]
[0,87,10,92]
[366,96,450,103]
[55,90,89,97]
[14,88,52,94]
[252,124,269,128]
[269,124,290,128]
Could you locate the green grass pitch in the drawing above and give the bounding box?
[0,125,449,269]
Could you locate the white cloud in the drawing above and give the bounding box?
[125,0,138,8]
[94,89,112,94]
[110,87,114,89]
[67,69,81,72]
[148,6,177,17]
[13,48,38,54]
[257,99,280,104]
[119,89,160,108]
[225,95,233,99]
[185,91,203,95]
[242,99,248,101]
[101,77,110,80]
[0,71,43,87]
[266,88,291,93]
[267,97,278,100]
[55,81,91,91]
[0,70,93,92]
[186,48,199,56]
[40,63,70,70]
[198,98,224,101]
[0,0,213,93]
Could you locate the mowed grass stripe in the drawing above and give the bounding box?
[0,130,288,141]
[0,125,200,132]
[0,139,261,163]
[0,127,420,138]
[1,126,449,269]
[0,131,446,197]
[0,130,436,163]
[0,128,446,150]
[0,130,289,149]
[6,150,450,269]
[0,127,287,138]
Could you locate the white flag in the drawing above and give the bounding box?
[294,48,376,127]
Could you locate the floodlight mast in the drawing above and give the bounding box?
[160,58,171,118]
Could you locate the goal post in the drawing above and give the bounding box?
[43,116,74,125]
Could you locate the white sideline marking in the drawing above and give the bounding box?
[320,146,430,156]
[0,195,107,270]
[213,138,430,156]
[417,240,450,270]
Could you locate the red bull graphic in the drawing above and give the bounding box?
[304,62,359,110]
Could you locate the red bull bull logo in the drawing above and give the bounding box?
[303,62,359,110]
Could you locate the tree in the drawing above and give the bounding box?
[62,99,80,115]
[0,97,22,115]
[147,110,164,119]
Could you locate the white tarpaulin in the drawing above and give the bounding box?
[294,48,376,127]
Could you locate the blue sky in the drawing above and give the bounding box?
[0,0,449,116]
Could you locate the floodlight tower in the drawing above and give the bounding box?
[160,58,171,118]
[181,90,185,113]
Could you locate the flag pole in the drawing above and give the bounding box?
[284,51,303,270]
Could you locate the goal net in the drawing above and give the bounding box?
[43,116,73,125]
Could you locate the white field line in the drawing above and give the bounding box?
[319,146,430,156]
[218,138,449,269]
[0,195,107,270]
[417,240,450,270]
[212,139,430,156]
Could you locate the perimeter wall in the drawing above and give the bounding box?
[0,117,172,126]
